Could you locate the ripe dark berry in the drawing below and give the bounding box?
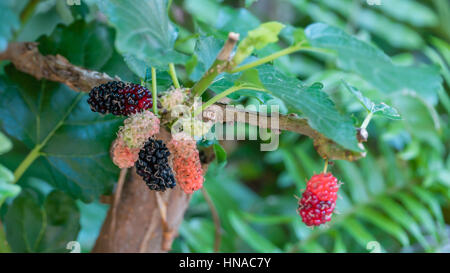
[135,138,176,191]
[298,173,340,226]
[87,81,153,116]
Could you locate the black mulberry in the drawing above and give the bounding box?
[87,81,153,116]
[135,138,176,191]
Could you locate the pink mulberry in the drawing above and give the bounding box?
[111,137,140,168]
[167,133,204,194]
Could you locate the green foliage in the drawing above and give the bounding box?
[4,189,80,252]
[234,22,285,65]
[95,0,187,69]
[305,23,442,103]
[343,82,401,120]
[0,0,449,254]
[0,0,20,51]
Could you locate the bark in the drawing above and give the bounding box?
[93,170,191,253]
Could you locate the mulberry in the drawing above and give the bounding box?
[87,81,153,116]
[167,133,204,194]
[135,138,176,191]
[117,111,160,149]
[160,88,188,111]
[298,173,340,226]
[111,137,140,169]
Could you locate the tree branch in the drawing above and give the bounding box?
[1,41,365,161]
[0,42,117,92]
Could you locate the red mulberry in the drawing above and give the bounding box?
[167,133,204,194]
[298,173,340,226]
[135,138,176,191]
[87,81,153,116]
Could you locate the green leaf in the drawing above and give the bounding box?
[343,82,401,120]
[0,21,126,201]
[179,218,215,252]
[234,22,285,65]
[189,36,224,81]
[376,0,438,27]
[0,176,21,207]
[0,132,13,155]
[305,23,442,103]
[229,211,280,253]
[341,218,378,250]
[375,196,430,250]
[183,0,260,39]
[4,190,43,253]
[213,143,227,167]
[411,187,446,237]
[394,192,438,241]
[39,190,81,252]
[96,0,187,68]
[4,189,80,253]
[357,207,409,246]
[0,1,20,51]
[257,65,360,151]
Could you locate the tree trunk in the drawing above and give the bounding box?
[92,170,191,253]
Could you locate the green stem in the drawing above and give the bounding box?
[361,112,374,129]
[13,144,42,183]
[168,63,180,89]
[191,59,226,97]
[20,0,40,24]
[230,44,303,73]
[193,85,266,117]
[229,45,331,74]
[151,67,158,115]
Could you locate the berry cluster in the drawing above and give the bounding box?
[167,133,204,194]
[298,173,340,226]
[135,138,176,191]
[87,81,153,116]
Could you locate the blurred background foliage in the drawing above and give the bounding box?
[172,0,450,253]
[0,0,449,253]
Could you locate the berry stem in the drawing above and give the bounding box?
[13,144,42,183]
[323,159,329,174]
[168,63,180,89]
[361,112,374,129]
[151,67,158,115]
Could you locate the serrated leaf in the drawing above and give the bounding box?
[343,82,401,120]
[96,0,187,68]
[4,189,80,253]
[257,65,360,151]
[0,21,127,201]
[305,23,442,103]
